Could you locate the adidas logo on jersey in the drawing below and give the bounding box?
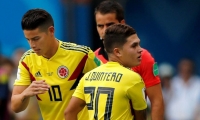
[35,71,42,77]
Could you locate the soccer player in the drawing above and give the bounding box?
[93,1,164,120]
[10,8,101,120]
[64,24,147,120]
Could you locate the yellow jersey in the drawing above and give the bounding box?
[73,62,147,120]
[14,40,101,120]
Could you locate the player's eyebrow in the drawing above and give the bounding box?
[106,22,115,26]
[97,22,115,26]
[131,40,140,47]
[26,36,40,40]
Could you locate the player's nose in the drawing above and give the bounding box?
[138,46,143,53]
[29,40,36,48]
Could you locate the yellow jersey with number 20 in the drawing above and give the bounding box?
[73,62,147,120]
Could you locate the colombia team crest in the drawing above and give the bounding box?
[57,65,69,79]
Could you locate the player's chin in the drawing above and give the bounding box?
[129,61,140,68]
[134,59,141,66]
[135,62,141,67]
[35,52,42,56]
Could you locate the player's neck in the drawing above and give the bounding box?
[108,55,121,64]
[109,55,131,69]
[43,38,59,59]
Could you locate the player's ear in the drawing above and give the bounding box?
[48,26,54,35]
[120,19,125,24]
[113,48,122,57]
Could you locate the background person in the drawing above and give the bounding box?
[93,1,164,119]
[165,58,200,120]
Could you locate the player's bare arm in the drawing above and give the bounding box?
[64,96,86,120]
[11,80,50,112]
[133,109,147,120]
[146,83,164,120]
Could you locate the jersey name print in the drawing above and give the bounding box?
[85,71,123,82]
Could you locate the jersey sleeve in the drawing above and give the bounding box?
[72,76,85,100]
[83,49,102,74]
[132,49,160,88]
[14,58,31,85]
[127,75,147,110]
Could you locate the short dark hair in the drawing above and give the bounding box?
[94,0,124,22]
[21,8,54,31]
[104,24,136,53]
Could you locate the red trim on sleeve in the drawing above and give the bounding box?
[21,61,41,101]
[21,62,35,81]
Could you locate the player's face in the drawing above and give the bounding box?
[95,12,125,39]
[23,27,52,56]
[120,34,142,68]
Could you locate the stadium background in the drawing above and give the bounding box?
[1,0,200,73]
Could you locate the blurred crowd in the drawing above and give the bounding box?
[1,47,200,120]
[158,58,200,120]
[0,48,42,120]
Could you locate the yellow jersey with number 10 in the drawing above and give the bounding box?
[14,40,101,120]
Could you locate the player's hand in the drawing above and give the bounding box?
[22,80,50,97]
